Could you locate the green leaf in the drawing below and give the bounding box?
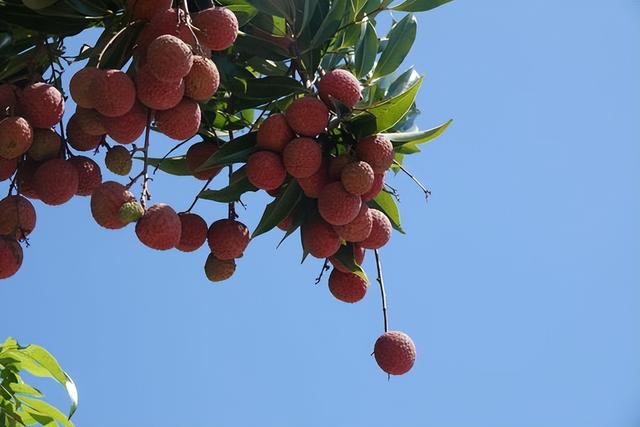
[354,21,378,79]
[8,383,43,398]
[386,119,452,153]
[360,75,423,133]
[17,396,73,427]
[245,0,292,19]
[309,0,348,49]
[225,4,259,26]
[368,190,404,233]
[140,156,192,177]
[198,133,257,171]
[253,180,302,238]
[372,14,417,79]
[332,244,369,282]
[391,0,453,12]
[235,76,305,100]
[199,166,258,203]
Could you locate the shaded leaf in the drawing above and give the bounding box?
[373,14,417,79]
[140,156,192,176]
[198,132,257,171]
[368,190,404,233]
[253,180,302,238]
[354,21,378,79]
[391,0,453,12]
[199,166,258,203]
[332,244,369,282]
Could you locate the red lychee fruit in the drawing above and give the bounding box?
[246,151,287,191]
[136,8,195,53]
[0,84,18,113]
[341,160,374,196]
[90,181,136,229]
[147,34,194,82]
[362,172,385,201]
[302,216,341,258]
[207,219,250,260]
[192,7,239,51]
[19,83,64,128]
[136,66,185,110]
[282,137,322,179]
[204,253,236,282]
[0,238,22,279]
[328,153,355,180]
[328,269,368,303]
[186,141,222,180]
[360,209,392,249]
[0,116,33,159]
[298,157,330,198]
[105,145,132,176]
[155,99,201,140]
[256,113,294,153]
[90,70,136,118]
[333,203,373,242]
[135,203,181,250]
[126,0,172,21]
[33,159,79,206]
[0,157,17,181]
[329,244,366,273]
[176,212,208,252]
[285,97,329,137]
[70,67,103,109]
[318,181,362,226]
[15,159,41,200]
[102,102,147,144]
[374,331,416,375]
[0,195,36,240]
[356,134,394,173]
[66,114,102,152]
[27,129,61,162]
[74,107,106,136]
[68,156,102,196]
[318,69,362,108]
[184,56,220,101]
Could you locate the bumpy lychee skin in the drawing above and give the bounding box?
[374,331,417,376]
[256,113,294,153]
[27,129,61,161]
[136,8,195,53]
[192,7,239,51]
[68,156,102,196]
[298,158,330,198]
[135,203,182,250]
[66,114,102,152]
[341,161,374,196]
[282,137,322,179]
[360,209,392,249]
[186,142,222,180]
[147,35,194,82]
[318,181,362,226]
[90,70,136,118]
[204,253,236,282]
[362,173,385,201]
[126,0,172,21]
[328,269,368,303]
[285,97,329,137]
[0,195,36,240]
[19,83,64,128]
[15,160,40,200]
[136,66,185,111]
[318,69,362,108]
[0,238,23,280]
[70,67,103,109]
[333,203,373,243]
[176,212,208,252]
[155,99,201,140]
[207,219,250,260]
[356,134,394,173]
[102,102,147,144]
[184,56,220,101]
[0,157,18,181]
[118,201,145,224]
[74,108,106,136]
[246,151,287,191]
[33,159,79,206]
[328,153,354,180]
[0,117,33,159]
[329,244,366,273]
[90,181,135,229]
[105,146,132,176]
[302,217,341,258]
[0,84,18,113]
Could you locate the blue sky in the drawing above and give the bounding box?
[2,1,639,426]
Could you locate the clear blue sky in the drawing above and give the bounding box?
[2,1,639,426]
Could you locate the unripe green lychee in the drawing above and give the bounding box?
[373,331,416,375]
[27,128,61,161]
[118,200,145,224]
[204,253,236,282]
[105,146,132,176]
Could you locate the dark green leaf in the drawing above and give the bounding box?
[253,180,302,238]
[391,0,453,12]
[332,244,368,282]
[387,119,452,153]
[361,76,423,132]
[368,190,404,233]
[372,14,417,79]
[309,0,348,49]
[199,166,258,203]
[198,132,257,171]
[141,156,192,177]
[235,76,305,100]
[354,21,378,79]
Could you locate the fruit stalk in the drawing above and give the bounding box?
[374,249,389,333]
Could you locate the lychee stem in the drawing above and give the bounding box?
[227,165,237,220]
[94,21,140,69]
[139,109,153,208]
[393,160,432,202]
[186,176,214,213]
[374,249,389,333]
[314,259,330,285]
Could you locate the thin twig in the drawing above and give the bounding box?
[374,249,389,333]
[393,160,431,202]
[314,259,331,285]
[152,137,193,174]
[185,176,214,213]
[127,109,153,207]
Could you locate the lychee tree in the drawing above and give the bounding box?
[1,0,453,396]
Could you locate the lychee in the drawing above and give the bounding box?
[136,66,185,110]
[341,160,374,196]
[15,159,41,200]
[373,331,416,375]
[362,172,385,201]
[176,212,208,252]
[19,83,64,128]
[186,141,222,180]
[0,84,18,113]
[204,253,236,282]
[329,244,366,273]
[136,8,195,53]
[256,113,293,153]
[333,203,373,242]
[328,269,368,303]
[74,107,106,136]
[0,195,36,240]
[184,56,220,101]
[105,146,132,176]
[126,0,172,21]
[70,67,103,109]
[0,238,22,279]
[33,159,79,206]
[68,156,102,196]
[297,157,330,198]
[360,209,392,249]
[90,181,136,229]
[328,153,354,180]
[135,203,181,250]
[192,7,239,51]
[66,113,102,152]
[90,69,136,118]
[207,219,250,260]
[356,134,394,173]
[283,137,322,178]
[285,97,329,137]
[118,200,145,224]
[147,34,194,82]
[317,181,362,226]
[155,99,201,140]
[27,128,61,161]
[0,157,17,181]
[246,151,286,191]
[102,102,147,144]
[0,116,33,159]
[318,69,362,108]
[302,216,341,258]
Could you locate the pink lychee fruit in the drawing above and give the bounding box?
[0,238,23,279]
[126,0,172,21]
[302,216,341,258]
[90,70,136,118]
[285,97,329,137]
[90,181,136,229]
[147,34,194,82]
[0,195,36,240]
[328,269,368,303]
[246,151,287,191]
[70,67,104,109]
[102,102,148,144]
[0,157,17,181]
[184,56,220,101]
[15,160,41,200]
[176,212,208,252]
[341,160,374,196]
[374,331,416,375]
[328,153,355,180]
[360,209,392,249]
[256,113,294,153]
[136,65,185,110]
[19,83,64,128]
[192,7,239,51]
[27,129,60,162]
[74,108,106,136]
[0,116,33,160]
[66,113,102,152]
[362,172,385,201]
[136,8,195,53]
[155,98,201,140]
[317,181,362,226]
[297,157,330,198]
[356,134,394,173]
[135,203,181,250]
[207,219,250,260]
[33,159,79,206]
[186,141,222,180]
[282,137,322,179]
[333,203,373,242]
[68,156,102,196]
[318,69,362,108]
